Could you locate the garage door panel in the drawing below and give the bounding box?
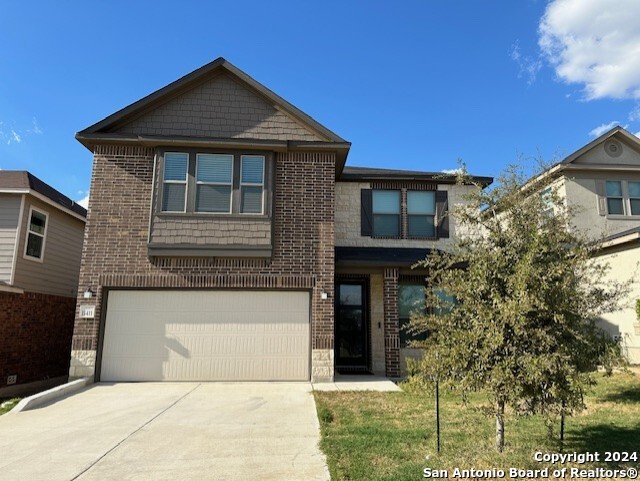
[101,290,310,382]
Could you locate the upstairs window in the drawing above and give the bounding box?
[196,154,233,213]
[372,190,401,236]
[606,181,624,215]
[240,155,265,214]
[540,187,554,218]
[407,191,436,237]
[160,151,268,215]
[162,153,188,212]
[24,208,48,261]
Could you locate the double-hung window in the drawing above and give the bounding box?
[372,190,401,236]
[606,181,624,215]
[196,154,233,213]
[407,191,436,237]
[240,155,265,214]
[24,208,48,261]
[605,180,640,216]
[161,151,268,215]
[162,153,188,212]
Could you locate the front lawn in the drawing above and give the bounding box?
[314,371,640,481]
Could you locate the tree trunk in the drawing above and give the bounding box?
[496,401,505,452]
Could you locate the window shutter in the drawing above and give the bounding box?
[595,180,606,216]
[435,190,449,238]
[361,189,373,236]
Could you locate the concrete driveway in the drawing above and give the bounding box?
[0,382,329,481]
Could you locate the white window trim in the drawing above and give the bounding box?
[162,152,189,213]
[23,206,49,263]
[240,155,265,215]
[195,153,234,214]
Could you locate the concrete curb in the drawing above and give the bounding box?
[9,377,93,414]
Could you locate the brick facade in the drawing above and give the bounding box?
[0,291,75,391]
[70,145,335,381]
[383,267,401,377]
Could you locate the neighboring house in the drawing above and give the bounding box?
[530,127,640,364]
[69,58,491,383]
[0,171,86,397]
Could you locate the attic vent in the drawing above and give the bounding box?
[604,139,623,158]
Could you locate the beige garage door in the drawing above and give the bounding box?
[100,290,310,382]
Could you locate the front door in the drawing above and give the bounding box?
[335,281,369,372]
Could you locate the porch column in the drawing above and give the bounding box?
[383,267,400,377]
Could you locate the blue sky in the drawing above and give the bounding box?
[2,0,640,206]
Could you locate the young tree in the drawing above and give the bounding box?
[407,164,628,452]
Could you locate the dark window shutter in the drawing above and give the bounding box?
[361,189,373,236]
[435,190,449,238]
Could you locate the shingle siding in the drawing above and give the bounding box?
[150,216,271,246]
[116,73,323,141]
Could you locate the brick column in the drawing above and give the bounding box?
[383,267,400,377]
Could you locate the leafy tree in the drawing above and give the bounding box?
[407,163,628,452]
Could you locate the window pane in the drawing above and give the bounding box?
[408,215,435,237]
[162,183,186,212]
[339,284,362,306]
[629,181,640,198]
[241,156,264,184]
[372,190,400,214]
[29,211,47,235]
[433,289,456,316]
[631,198,640,215]
[407,191,435,214]
[26,233,43,258]
[398,284,426,317]
[241,186,263,214]
[606,181,622,197]
[607,197,624,215]
[164,153,188,181]
[373,214,400,236]
[197,154,233,183]
[196,185,231,212]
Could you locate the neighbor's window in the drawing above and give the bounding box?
[196,154,233,213]
[240,155,265,214]
[372,190,401,236]
[629,181,640,215]
[541,187,554,218]
[398,283,427,347]
[606,181,624,215]
[24,208,48,261]
[407,191,436,237]
[162,152,188,212]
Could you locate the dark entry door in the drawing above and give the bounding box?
[335,281,368,371]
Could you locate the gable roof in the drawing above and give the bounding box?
[0,171,87,219]
[340,166,493,186]
[76,58,351,172]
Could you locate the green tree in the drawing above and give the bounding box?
[407,163,628,452]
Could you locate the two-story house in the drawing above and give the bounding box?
[0,171,86,397]
[68,58,491,383]
[531,126,640,364]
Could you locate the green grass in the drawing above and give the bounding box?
[314,372,640,481]
[0,398,20,415]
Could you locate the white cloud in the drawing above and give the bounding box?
[77,193,89,209]
[9,129,21,144]
[442,168,463,175]
[588,121,621,138]
[539,0,640,100]
[27,117,42,135]
[635,131,640,138]
[510,42,542,85]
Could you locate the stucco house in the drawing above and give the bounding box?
[68,58,492,383]
[531,126,640,364]
[0,171,86,397]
